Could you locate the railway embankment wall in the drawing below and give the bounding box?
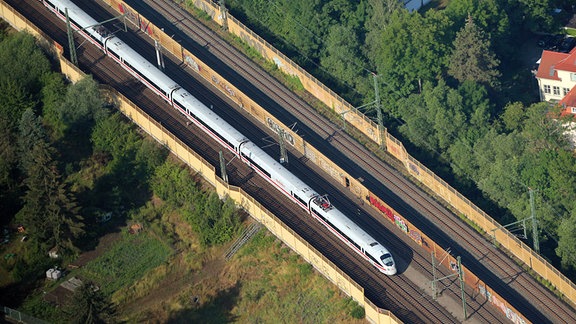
[0,2,400,323]
[91,0,540,323]
[93,0,535,322]
[105,0,576,308]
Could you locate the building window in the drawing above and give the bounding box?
[564,88,571,96]
[544,85,551,94]
[553,86,560,95]
[572,73,576,82]
[572,107,576,114]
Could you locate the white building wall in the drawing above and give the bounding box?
[538,70,576,102]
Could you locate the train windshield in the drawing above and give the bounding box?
[381,253,394,267]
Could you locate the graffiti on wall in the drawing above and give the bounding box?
[266,117,295,146]
[408,162,420,176]
[368,196,422,246]
[184,55,201,73]
[478,284,526,324]
[210,74,244,108]
[117,4,152,36]
[272,57,297,76]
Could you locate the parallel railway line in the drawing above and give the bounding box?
[25,0,566,318]
[12,0,466,322]
[111,0,576,322]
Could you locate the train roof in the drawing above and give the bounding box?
[175,90,248,145]
[240,142,315,199]
[107,38,180,93]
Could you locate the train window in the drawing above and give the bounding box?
[369,242,378,247]
[294,194,307,206]
[381,254,394,266]
[241,154,271,178]
[366,252,380,265]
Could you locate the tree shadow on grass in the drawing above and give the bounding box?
[168,281,241,323]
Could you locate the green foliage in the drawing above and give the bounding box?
[151,160,199,207]
[151,160,240,247]
[40,73,68,138]
[285,74,304,92]
[183,193,241,247]
[79,232,171,296]
[320,24,368,94]
[349,304,365,319]
[91,112,160,197]
[20,295,66,323]
[0,34,49,188]
[374,10,452,98]
[91,112,133,157]
[513,0,559,33]
[448,16,501,87]
[297,263,313,277]
[0,32,51,94]
[557,211,576,270]
[63,283,115,324]
[500,102,526,132]
[58,76,105,134]
[445,0,511,45]
[448,18,500,86]
[397,79,492,155]
[16,108,84,257]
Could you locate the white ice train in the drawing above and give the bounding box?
[41,0,397,275]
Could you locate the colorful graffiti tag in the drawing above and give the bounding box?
[478,284,526,324]
[368,196,422,245]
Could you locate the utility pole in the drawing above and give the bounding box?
[219,150,228,184]
[457,256,467,320]
[278,129,288,165]
[429,249,467,319]
[529,188,540,253]
[372,73,386,149]
[219,0,228,31]
[154,39,165,70]
[64,9,127,66]
[65,8,78,66]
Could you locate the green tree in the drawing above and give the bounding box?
[500,102,526,132]
[521,102,569,150]
[374,10,451,98]
[59,76,104,134]
[16,109,83,255]
[40,73,68,138]
[364,0,404,65]
[0,32,51,93]
[64,283,115,324]
[320,25,369,95]
[151,160,199,207]
[446,0,511,41]
[514,0,558,33]
[448,16,500,87]
[18,109,51,175]
[557,211,576,270]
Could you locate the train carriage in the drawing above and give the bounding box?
[43,0,397,276]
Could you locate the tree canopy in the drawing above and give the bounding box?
[448,16,500,87]
[225,0,576,272]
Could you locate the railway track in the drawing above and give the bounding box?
[12,1,469,322]
[109,0,576,322]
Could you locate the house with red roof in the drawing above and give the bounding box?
[536,47,576,115]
